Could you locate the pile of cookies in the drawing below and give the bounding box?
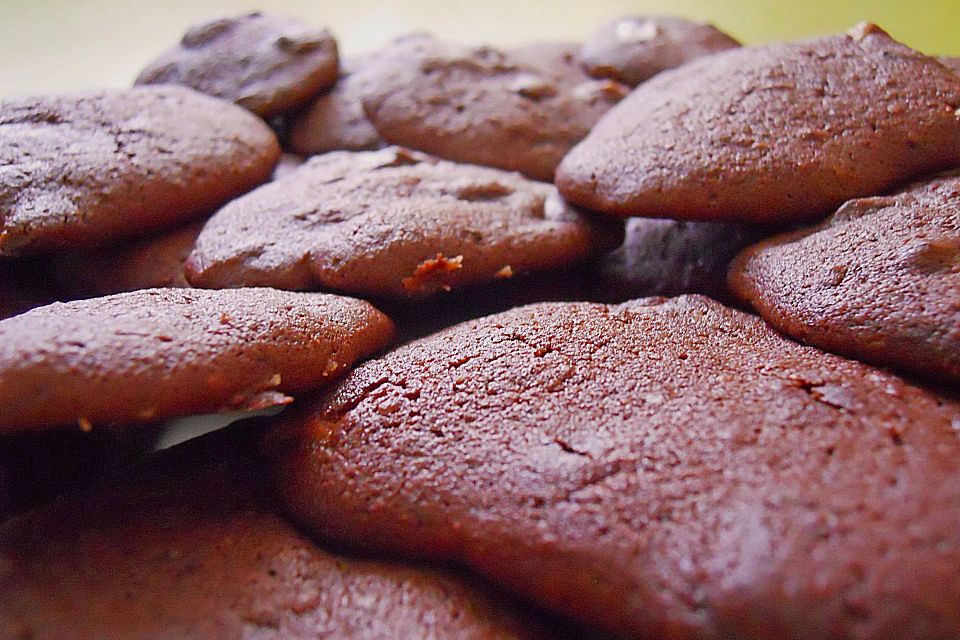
[2,11,960,639]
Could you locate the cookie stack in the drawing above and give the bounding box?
[2,11,960,640]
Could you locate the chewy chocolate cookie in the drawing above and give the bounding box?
[186,147,619,298]
[136,12,338,118]
[581,15,740,85]
[730,172,960,386]
[359,34,628,181]
[288,54,386,154]
[0,288,394,431]
[269,295,960,639]
[0,427,549,640]
[0,86,279,255]
[557,23,960,225]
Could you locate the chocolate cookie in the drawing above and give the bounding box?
[592,218,761,302]
[0,86,279,256]
[269,295,960,639]
[557,23,960,225]
[729,172,960,386]
[580,15,740,86]
[186,147,619,298]
[0,288,394,432]
[0,427,548,640]
[288,54,386,154]
[360,35,629,181]
[53,221,203,297]
[135,12,339,118]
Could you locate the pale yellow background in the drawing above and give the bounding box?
[1,0,959,96]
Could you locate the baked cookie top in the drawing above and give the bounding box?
[268,295,960,639]
[136,12,339,118]
[0,86,279,255]
[729,171,960,385]
[359,34,628,181]
[557,23,960,224]
[0,287,394,431]
[186,147,620,298]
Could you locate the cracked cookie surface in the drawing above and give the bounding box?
[268,295,960,639]
[0,288,394,431]
[186,147,619,298]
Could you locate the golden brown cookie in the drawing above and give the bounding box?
[557,23,960,225]
[0,86,279,255]
[580,15,740,85]
[288,54,386,154]
[269,295,960,639]
[0,288,394,432]
[360,34,628,181]
[135,12,339,118]
[729,171,960,386]
[186,147,620,298]
[0,427,550,640]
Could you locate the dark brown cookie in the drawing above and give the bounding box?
[0,86,279,256]
[591,218,762,302]
[186,147,620,298]
[0,288,394,432]
[729,172,960,386]
[288,54,386,154]
[135,12,339,118]
[580,15,740,86]
[360,35,629,181]
[557,23,960,225]
[0,427,549,640]
[268,295,960,639]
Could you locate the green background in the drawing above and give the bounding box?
[1,0,958,94]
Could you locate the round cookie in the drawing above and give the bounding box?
[0,288,394,432]
[359,35,629,181]
[592,218,763,302]
[288,54,386,154]
[729,171,960,386]
[557,23,960,225]
[185,147,621,298]
[135,12,339,118]
[0,427,549,640]
[268,295,960,639]
[580,15,740,86]
[0,86,279,256]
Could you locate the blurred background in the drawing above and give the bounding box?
[2,0,959,95]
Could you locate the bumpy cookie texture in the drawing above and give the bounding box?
[288,55,386,154]
[135,12,339,118]
[0,86,279,255]
[361,35,629,181]
[0,288,394,431]
[0,428,549,640]
[593,218,761,302]
[186,147,619,298]
[557,23,960,224]
[581,15,740,86]
[269,296,960,639]
[730,172,960,386]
